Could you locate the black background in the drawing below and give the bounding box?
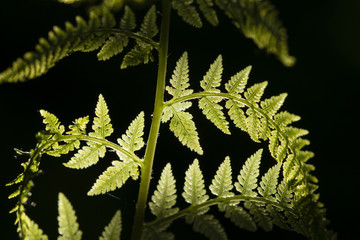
[0,0,359,239]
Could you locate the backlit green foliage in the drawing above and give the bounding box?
[3,1,334,240]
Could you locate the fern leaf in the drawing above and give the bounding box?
[21,213,49,240]
[258,162,282,200]
[0,10,115,83]
[209,156,234,198]
[196,0,219,26]
[149,163,179,218]
[58,192,82,240]
[97,35,128,61]
[235,149,262,197]
[200,55,223,92]
[224,205,257,232]
[139,5,158,39]
[245,108,261,142]
[121,44,154,69]
[99,210,122,240]
[225,99,247,131]
[120,6,137,31]
[88,160,139,195]
[40,110,65,135]
[260,93,287,117]
[89,94,114,139]
[225,65,252,95]
[244,81,268,103]
[192,215,227,240]
[182,159,209,206]
[117,112,145,161]
[169,110,203,154]
[64,142,105,169]
[274,111,301,128]
[166,52,193,98]
[172,0,202,28]
[284,127,309,143]
[214,0,295,66]
[244,202,273,231]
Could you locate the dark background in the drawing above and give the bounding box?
[0,0,359,239]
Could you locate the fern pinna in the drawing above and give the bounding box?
[3,0,335,240]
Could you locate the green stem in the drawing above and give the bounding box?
[131,1,171,239]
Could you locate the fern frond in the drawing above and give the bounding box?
[244,81,268,103]
[149,163,179,218]
[258,162,282,200]
[196,0,219,26]
[90,94,114,139]
[225,65,251,95]
[40,110,65,135]
[99,210,122,240]
[97,6,136,60]
[182,159,209,209]
[225,99,247,131]
[88,160,139,195]
[235,149,262,197]
[121,5,158,68]
[58,192,82,240]
[200,55,223,92]
[139,5,158,39]
[214,0,295,66]
[117,111,145,161]
[245,108,262,142]
[260,93,287,117]
[192,214,227,240]
[209,156,234,198]
[172,0,202,28]
[166,52,193,98]
[169,109,203,154]
[0,10,114,83]
[21,213,48,240]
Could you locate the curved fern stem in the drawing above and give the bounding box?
[131,1,171,240]
[165,92,303,166]
[144,195,298,229]
[96,28,160,49]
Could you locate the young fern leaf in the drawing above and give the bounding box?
[98,6,136,61]
[65,94,112,169]
[183,159,209,222]
[166,52,193,98]
[214,0,295,66]
[225,65,251,95]
[172,0,202,28]
[209,156,234,199]
[258,162,282,200]
[121,5,158,69]
[117,111,145,161]
[0,10,115,83]
[199,55,230,134]
[149,163,179,218]
[235,149,262,197]
[21,213,49,240]
[58,192,82,240]
[88,160,139,196]
[168,107,203,154]
[99,210,122,240]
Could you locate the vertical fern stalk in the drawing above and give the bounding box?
[131,1,171,239]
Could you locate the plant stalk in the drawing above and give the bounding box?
[130,1,171,239]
